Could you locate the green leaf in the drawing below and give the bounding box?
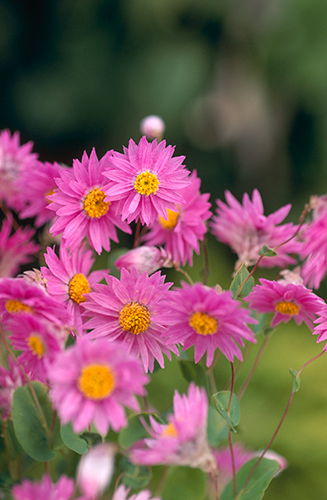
[212,391,240,433]
[179,360,208,388]
[207,405,228,447]
[60,422,89,455]
[230,264,255,299]
[259,245,277,257]
[80,432,103,447]
[120,456,151,489]
[290,368,300,393]
[220,457,279,500]
[161,466,206,500]
[119,413,160,450]
[12,382,55,462]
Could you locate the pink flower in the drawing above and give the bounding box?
[48,336,149,435]
[0,214,40,278]
[84,267,178,372]
[213,444,254,494]
[0,129,38,212]
[166,282,256,366]
[143,170,212,266]
[18,160,67,227]
[245,279,324,329]
[140,115,165,141]
[210,189,300,269]
[0,357,26,420]
[77,443,115,499]
[130,383,215,472]
[49,148,131,254]
[113,485,161,500]
[115,246,172,275]
[11,474,75,500]
[103,136,190,226]
[312,307,327,348]
[7,315,64,383]
[41,242,108,333]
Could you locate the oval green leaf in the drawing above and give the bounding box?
[230,263,255,299]
[212,391,240,433]
[60,422,88,455]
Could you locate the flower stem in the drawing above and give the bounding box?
[201,236,210,285]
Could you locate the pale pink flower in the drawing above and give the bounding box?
[77,443,115,499]
[210,189,300,269]
[0,214,40,278]
[48,336,149,435]
[166,282,256,366]
[103,136,190,226]
[49,148,131,254]
[115,246,172,275]
[0,357,26,420]
[131,383,215,472]
[41,242,108,333]
[84,267,178,372]
[113,485,161,500]
[140,115,165,140]
[245,279,324,329]
[0,129,38,211]
[143,170,212,266]
[11,474,75,500]
[213,444,254,494]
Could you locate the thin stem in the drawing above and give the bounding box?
[154,466,170,496]
[201,236,210,285]
[223,342,253,391]
[207,350,221,377]
[174,265,194,285]
[237,334,272,401]
[133,220,142,248]
[228,362,237,498]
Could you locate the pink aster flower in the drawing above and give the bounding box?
[166,282,256,366]
[115,246,173,275]
[312,307,327,349]
[41,242,108,333]
[113,485,161,500]
[0,129,38,212]
[131,383,215,472]
[7,315,64,383]
[48,148,131,254]
[77,443,115,500]
[143,170,212,266]
[11,474,75,500]
[245,278,324,329]
[18,160,67,227]
[0,357,26,420]
[103,136,190,226]
[213,444,254,494]
[210,189,300,269]
[48,336,149,435]
[84,267,178,373]
[0,214,40,277]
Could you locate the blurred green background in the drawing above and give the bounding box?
[2,0,327,498]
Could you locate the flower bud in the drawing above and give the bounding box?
[77,443,115,499]
[115,246,173,275]
[140,115,165,140]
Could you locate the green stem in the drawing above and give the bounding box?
[228,363,237,499]
[174,265,194,285]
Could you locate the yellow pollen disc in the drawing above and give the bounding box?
[78,364,116,400]
[161,422,178,438]
[189,311,218,335]
[275,301,299,316]
[5,300,34,314]
[134,171,160,196]
[68,273,90,304]
[159,208,180,230]
[119,301,151,335]
[45,188,55,202]
[83,188,110,218]
[27,334,45,359]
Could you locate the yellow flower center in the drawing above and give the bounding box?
[275,301,299,316]
[68,273,90,304]
[78,364,116,400]
[83,188,110,218]
[159,208,180,230]
[5,300,34,314]
[134,171,160,196]
[27,334,45,359]
[161,422,178,438]
[189,311,218,335]
[45,188,55,202]
[119,301,151,335]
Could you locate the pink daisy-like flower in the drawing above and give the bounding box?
[41,242,108,333]
[0,277,70,328]
[0,214,40,278]
[166,282,256,366]
[213,444,254,494]
[7,315,64,383]
[0,356,26,420]
[11,474,75,500]
[143,170,212,266]
[103,136,190,226]
[18,160,67,227]
[48,148,131,254]
[131,383,215,472]
[113,485,161,500]
[0,129,38,212]
[77,443,115,500]
[312,307,327,349]
[48,336,149,435]
[245,278,324,329]
[84,267,178,373]
[115,246,172,275]
[210,189,300,269]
